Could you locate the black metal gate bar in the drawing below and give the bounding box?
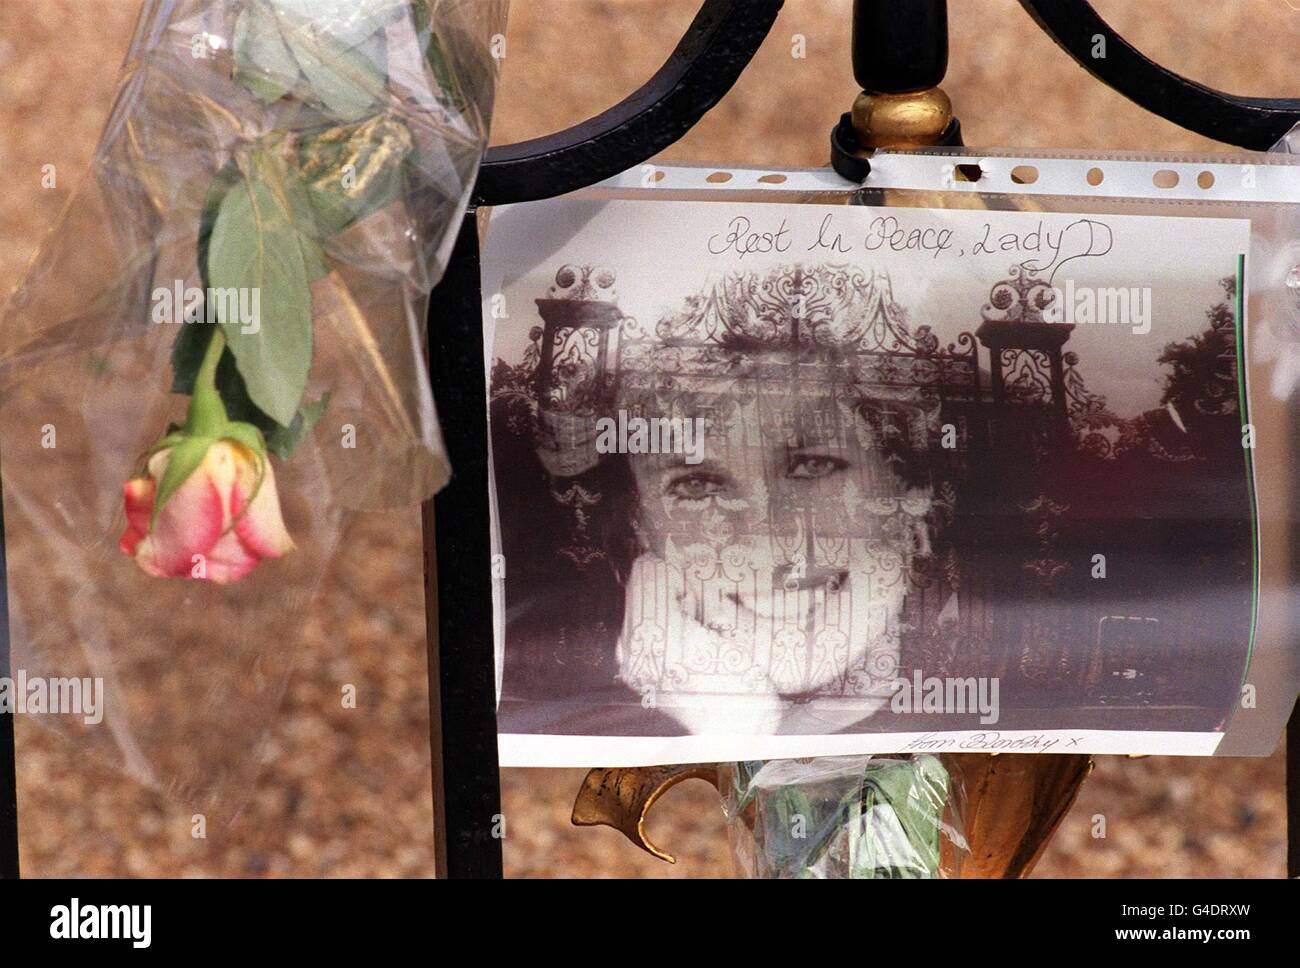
[1023,0,1300,150]
[423,214,502,878]
[474,0,785,206]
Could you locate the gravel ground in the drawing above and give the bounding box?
[1,0,1293,878]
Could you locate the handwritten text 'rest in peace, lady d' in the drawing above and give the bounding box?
[706,212,1113,281]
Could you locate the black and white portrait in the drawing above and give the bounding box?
[484,198,1258,762]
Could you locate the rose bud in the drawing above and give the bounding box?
[120,438,294,584]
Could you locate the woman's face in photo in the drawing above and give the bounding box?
[620,350,932,699]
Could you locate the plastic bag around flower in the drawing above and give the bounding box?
[0,0,503,817]
[719,755,971,879]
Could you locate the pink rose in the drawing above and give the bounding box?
[120,439,294,584]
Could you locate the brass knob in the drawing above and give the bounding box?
[851,88,953,149]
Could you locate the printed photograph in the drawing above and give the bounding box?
[487,200,1257,751]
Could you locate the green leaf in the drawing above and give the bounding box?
[231,0,407,119]
[152,436,216,528]
[277,168,332,279]
[206,152,314,427]
[299,234,330,281]
[264,392,330,459]
[198,162,243,288]
[233,3,302,103]
[274,0,407,47]
[277,14,388,122]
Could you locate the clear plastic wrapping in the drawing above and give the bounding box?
[0,0,503,813]
[720,755,969,878]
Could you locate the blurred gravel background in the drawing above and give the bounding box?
[1,0,1292,878]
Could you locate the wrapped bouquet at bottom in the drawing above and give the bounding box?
[720,756,969,879]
